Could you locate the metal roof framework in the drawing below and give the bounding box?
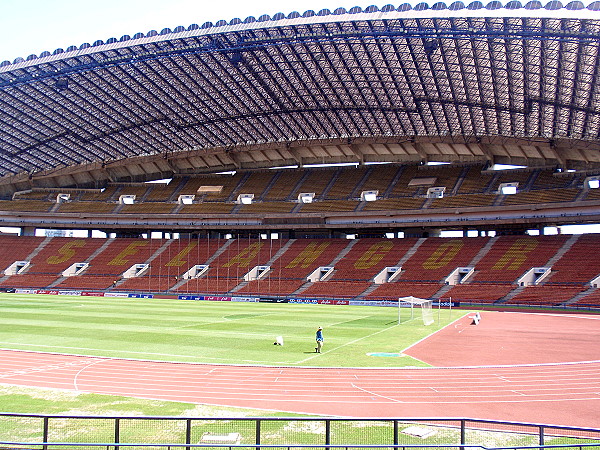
[1,2,600,187]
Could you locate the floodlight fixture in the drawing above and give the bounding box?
[427,186,446,198]
[586,176,600,189]
[56,193,70,203]
[237,193,254,205]
[178,194,195,205]
[498,182,518,195]
[360,190,378,202]
[298,192,315,203]
[119,194,136,204]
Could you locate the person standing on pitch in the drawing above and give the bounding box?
[315,326,324,353]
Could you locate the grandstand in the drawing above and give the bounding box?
[2,4,600,447]
[0,1,599,312]
[0,232,599,307]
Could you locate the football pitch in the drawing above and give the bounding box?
[0,293,466,368]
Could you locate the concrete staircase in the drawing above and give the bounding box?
[357,238,427,299]
[564,286,596,306]
[169,238,235,292]
[292,239,358,296]
[48,238,117,288]
[0,236,53,284]
[230,239,296,293]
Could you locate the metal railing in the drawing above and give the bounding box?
[1,444,600,450]
[1,415,599,450]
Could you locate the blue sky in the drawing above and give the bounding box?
[0,0,399,63]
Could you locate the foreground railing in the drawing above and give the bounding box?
[1,415,599,450]
[1,444,600,450]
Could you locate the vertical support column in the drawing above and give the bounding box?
[325,419,331,446]
[21,226,36,236]
[393,420,399,447]
[255,419,261,450]
[539,426,544,446]
[42,416,49,450]
[114,417,120,450]
[460,419,466,450]
[186,419,192,446]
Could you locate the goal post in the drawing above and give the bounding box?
[398,296,435,326]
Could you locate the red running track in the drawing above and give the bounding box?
[0,311,599,428]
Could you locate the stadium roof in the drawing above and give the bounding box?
[2,1,600,188]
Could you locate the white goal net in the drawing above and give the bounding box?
[398,296,435,326]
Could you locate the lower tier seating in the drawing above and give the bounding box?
[443,284,515,303]
[0,233,598,309]
[366,282,443,300]
[505,286,586,306]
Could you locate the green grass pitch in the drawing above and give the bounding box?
[0,293,465,368]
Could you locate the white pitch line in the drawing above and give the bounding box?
[296,324,399,363]
[0,343,289,365]
[73,358,109,391]
[327,315,374,327]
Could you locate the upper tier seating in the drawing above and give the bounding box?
[263,170,306,201]
[428,193,496,209]
[2,165,591,217]
[457,165,493,194]
[56,202,117,213]
[0,200,52,212]
[501,188,579,205]
[145,181,179,202]
[324,166,370,199]
[237,172,279,200]
[76,185,120,202]
[120,203,177,214]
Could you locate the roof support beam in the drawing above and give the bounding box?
[348,144,365,164]
[288,147,303,167]
[478,144,495,164]
[413,143,429,163]
[549,144,568,169]
[225,150,241,169]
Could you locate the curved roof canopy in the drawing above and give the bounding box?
[2,1,600,184]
